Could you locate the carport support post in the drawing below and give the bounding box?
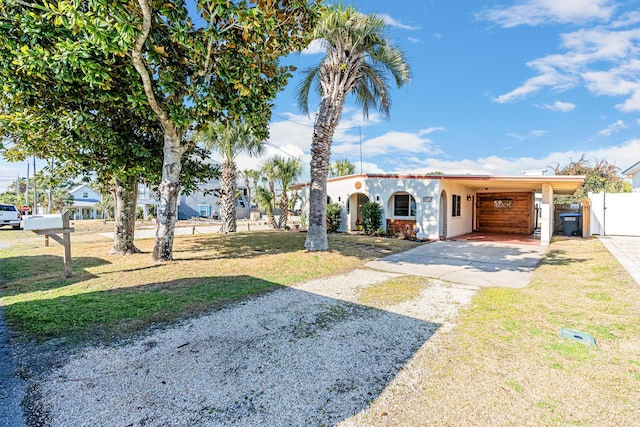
[541,184,554,246]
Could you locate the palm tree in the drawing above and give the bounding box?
[261,158,279,229]
[272,156,303,229]
[330,159,356,177]
[196,123,264,233]
[296,5,410,251]
[241,169,261,208]
[254,186,275,227]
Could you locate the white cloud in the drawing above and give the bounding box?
[434,33,443,39]
[399,138,640,176]
[333,130,441,157]
[477,0,616,28]
[301,39,326,55]
[380,14,420,30]
[611,11,640,28]
[541,101,577,111]
[597,119,626,136]
[407,37,422,44]
[506,130,548,140]
[493,26,640,106]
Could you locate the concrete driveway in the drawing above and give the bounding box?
[366,240,547,288]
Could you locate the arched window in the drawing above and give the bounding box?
[393,193,416,217]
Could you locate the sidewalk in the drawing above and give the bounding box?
[597,236,640,286]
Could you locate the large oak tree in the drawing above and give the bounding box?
[1,0,320,260]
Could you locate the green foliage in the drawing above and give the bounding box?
[360,201,383,234]
[255,186,274,216]
[329,159,356,177]
[552,155,627,203]
[326,202,342,233]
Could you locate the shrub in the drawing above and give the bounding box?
[326,202,342,233]
[360,202,383,235]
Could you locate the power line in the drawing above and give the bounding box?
[271,112,359,131]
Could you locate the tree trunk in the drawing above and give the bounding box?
[220,161,237,233]
[110,175,140,255]
[153,131,183,261]
[304,97,344,251]
[279,192,289,229]
[267,180,278,229]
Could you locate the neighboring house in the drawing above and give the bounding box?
[177,178,251,220]
[65,184,101,220]
[623,160,640,192]
[294,173,585,246]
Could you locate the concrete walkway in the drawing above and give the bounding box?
[366,240,547,288]
[597,236,640,286]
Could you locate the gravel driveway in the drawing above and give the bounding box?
[34,269,478,426]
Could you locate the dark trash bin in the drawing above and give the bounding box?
[560,213,582,236]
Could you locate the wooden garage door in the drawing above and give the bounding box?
[477,192,534,234]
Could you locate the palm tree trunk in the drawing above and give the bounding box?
[220,160,237,233]
[153,130,183,261]
[267,180,278,229]
[111,175,140,255]
[305,97,344,251]
[279,193,289,229]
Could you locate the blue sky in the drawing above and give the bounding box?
[3,0,640,190]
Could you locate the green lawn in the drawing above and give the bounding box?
[0,225,418,343]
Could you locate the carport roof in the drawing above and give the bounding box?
[293,174,585,195]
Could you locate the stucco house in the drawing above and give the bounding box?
[622,161,640,192]
[294,173,585,246]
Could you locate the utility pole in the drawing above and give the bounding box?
[48,158,54,213]
[25,162,29,208]
[33,157,37,214]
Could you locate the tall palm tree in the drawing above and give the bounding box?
[330,159,356,177]
[296,5,410,251]
[272,156,303,229]
[196,123,264,233]
[261,158,279,229]
[241,169,261,208]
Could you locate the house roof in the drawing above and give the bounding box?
[622,161,640,176]
[69,184,93,194]
[292,173,586,195]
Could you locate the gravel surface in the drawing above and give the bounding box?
[36,269,478,426]
[0,305,26,427]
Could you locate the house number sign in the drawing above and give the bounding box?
[494,199,513,209]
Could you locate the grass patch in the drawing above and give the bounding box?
[358,275,428,307]
[0,225,419,343]
[362,238,640,426]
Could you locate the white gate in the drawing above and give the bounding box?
[589,192,640,236]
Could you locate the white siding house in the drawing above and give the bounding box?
[623,161,640,192]
[66,184,101,220]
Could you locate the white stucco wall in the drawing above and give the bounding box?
[439,182,475,238]
[301,176,443,239]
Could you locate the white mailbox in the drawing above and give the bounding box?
[23,214,64,231]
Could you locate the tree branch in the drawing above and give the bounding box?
[131,0,169,126]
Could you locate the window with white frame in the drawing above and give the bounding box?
[452,194,461,217]
[82,192,89,199]
[196,204,211,217]
[393,193,416,217]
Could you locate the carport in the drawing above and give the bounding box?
[442,175,585,246]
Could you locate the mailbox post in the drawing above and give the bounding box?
[24,211,74,278]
